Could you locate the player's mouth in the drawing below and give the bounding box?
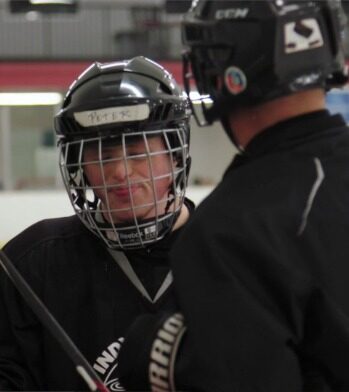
[110,184,141,199]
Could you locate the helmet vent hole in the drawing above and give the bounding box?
[152,104,164,121]
[162,103,172,120]
[157,83,172,95]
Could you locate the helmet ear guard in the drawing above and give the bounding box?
[55,57,191,250]
[182,0,348,128]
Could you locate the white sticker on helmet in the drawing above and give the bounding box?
[284,18,324,54]
[73,103,150,127]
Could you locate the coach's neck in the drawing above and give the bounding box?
[228,88,326,148]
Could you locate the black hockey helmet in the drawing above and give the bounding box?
[54,56,191,249]
[182,0,348,126]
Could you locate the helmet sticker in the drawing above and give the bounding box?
[284,18,324,54]
[224,66,247,95]
[73,103,150,127]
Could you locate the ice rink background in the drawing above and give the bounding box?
[1,89,348,247]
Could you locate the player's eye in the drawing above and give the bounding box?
[126,145,147,157]
[101,153,113,161]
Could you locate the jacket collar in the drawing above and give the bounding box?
[231,110,346,167]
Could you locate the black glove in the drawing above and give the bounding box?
[118,312,186,392]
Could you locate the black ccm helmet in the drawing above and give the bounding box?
[55,56,191,250]
[182,0,348,126]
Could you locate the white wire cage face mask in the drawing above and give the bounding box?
[59,128,190,249]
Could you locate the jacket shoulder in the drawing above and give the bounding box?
[3,215,90,260]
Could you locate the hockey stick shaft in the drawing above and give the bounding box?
[0,249,109,392]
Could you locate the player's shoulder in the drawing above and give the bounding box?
[3,215,89,259]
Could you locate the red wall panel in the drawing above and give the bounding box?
[0,61,184,90]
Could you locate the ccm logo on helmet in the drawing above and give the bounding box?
[215,8,249,20]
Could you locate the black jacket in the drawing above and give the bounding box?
[168,111,349,391]
[0,199,194,391]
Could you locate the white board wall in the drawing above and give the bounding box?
[0,186,213,246]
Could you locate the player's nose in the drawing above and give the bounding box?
[109,156,132,183]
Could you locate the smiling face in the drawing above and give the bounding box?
[82,134,175,224]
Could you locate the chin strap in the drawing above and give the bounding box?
[93,205,180,250]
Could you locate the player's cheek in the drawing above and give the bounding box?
[154,177,172,199]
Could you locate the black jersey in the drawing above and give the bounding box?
[0,199,194,391]
[166,111,349,391]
